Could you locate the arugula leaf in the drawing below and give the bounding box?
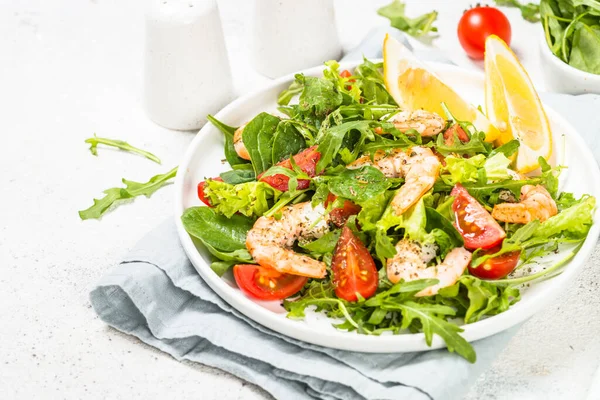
[425,207,464,248]
[79,167,177,220]
[316,121,375,172]
[434,130,491,157]
[300,230,341,255]
[495,0,540,22]
[378,0,438,38]
[327,166,391,203]
[297,74,344,119]
[242,113,281,175]
[181,206,254,252]
[203,179,280,218]
[489,139,520,157]
[278,80,304,106]
[206,115,249,167]
[85,134,161,164]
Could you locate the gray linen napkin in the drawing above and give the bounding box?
[90,29,600,400]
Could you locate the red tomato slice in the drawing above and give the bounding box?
[451,183,506,250]
[233,264,308,301]
[469,246,521,280]
[443,124,469,146]
[340,69,352,78]
[326,193,361,227]
[259,145,321,191]
[197,177,223,207]
[332,226,378,302]
[457,6,511,60]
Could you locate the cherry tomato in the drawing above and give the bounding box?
[259,145,321,191]
[326,193,362,227]
[197,177,223,206]
[457,6,511,60]
[443,124,469,146]
[451,183,506,250]
[340,69,352,78]
[331,226,378,302]
[469,246,521,279]
[233,264,308,301]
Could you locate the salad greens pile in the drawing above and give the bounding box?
[180,58,597,362]
[541,0,600,74]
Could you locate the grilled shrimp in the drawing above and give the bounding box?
[351,146,441,215]
[246,202,330,278]
[233,124,251,160]
[387,239,472,297]
[492,184,558,224]
[389,110,446,137]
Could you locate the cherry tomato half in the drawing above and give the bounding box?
[258,145,321,192]
[340,69,352,78]
[457,6,511,60]
[326,193,362,227]
[443,124,469,146]
[451,183,506,250]
[233,264,308,301]
[469,246,521,279]
[331,226,378,302]
[197,177,223,206]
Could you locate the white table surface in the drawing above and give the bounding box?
[1,0,599,399]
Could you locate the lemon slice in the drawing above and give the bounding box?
[484,35,552,173]
[383,34,500,142]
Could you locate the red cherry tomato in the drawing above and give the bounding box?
[259,145,321,191]
[340,69,352,78]
[326,193,362,227]
[451,183,506,250]
[233,264,308,301]
[443,124,469,146]
[469,246,521,279]
[457,6,511,60]
[331,226,378,302]
[197,177,223,206]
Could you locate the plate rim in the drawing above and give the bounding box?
[174,60,600,353]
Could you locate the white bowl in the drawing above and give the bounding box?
[538,29,600,94]
[175,60,600,353]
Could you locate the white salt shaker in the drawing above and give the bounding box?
[144,0,233,131]
[251,0,342,78]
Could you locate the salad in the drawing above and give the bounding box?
[181,55,596,362]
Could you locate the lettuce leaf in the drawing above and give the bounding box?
[483,153,512,181]
[204,179,280,218]
[441,154,486,185]
[533,195,596,239]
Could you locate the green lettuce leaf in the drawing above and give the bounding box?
[483,153,512,181]
[204,179,280,218]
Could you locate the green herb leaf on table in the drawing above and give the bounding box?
[79,167,177,220]
[85,134,161,164]
[378,0,439,39]
[495,0,541,22]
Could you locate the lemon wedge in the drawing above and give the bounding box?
[484,35,552,173]
[383,34,500,142]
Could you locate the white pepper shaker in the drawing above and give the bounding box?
[251,0,342,78]
[144,0,233,131]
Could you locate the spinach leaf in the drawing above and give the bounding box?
[242,112,280,175]
[272,121,307,164]
[206,115,249,167]
[181,206,254,252]
[219,169,256,184]
[328,166,391,203]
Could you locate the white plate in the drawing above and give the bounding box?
[174,61,600,353]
